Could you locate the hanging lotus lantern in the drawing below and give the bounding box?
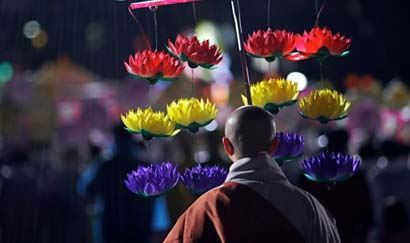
[298,88,351,124]
[121,107,180,140]
[167,35,223,69]
[287,27,351,62]
[273,132,304,165]
[244,29,296,62]
[181,165,228,195]
[125,162,180,197]
[302,152,361,183]
[167,98,218,133]
[242,78,299,114]
[124,50,185,84]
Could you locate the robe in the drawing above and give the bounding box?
[164,153,341,243]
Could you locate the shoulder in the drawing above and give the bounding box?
[169,182,253,226]
[293,187,341,243]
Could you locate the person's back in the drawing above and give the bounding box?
[164,106,340,243]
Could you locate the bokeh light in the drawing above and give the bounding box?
[317,134,329,148]
[23,20,41,39]
[286,72,308,91]
[85,22,105,51]
[195,21,222,49]
[32,30,48,48]
[0,62,14,84]
[204,120,218,132]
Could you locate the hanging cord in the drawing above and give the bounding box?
[230,0,252,105]
[191,68,195,95]
[192,2,198,26]
[149,6,159,50]
[267,0,271,29]
[314,0,327,27]
[128,7,152,50]
[191,2,198,95]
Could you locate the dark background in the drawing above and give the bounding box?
[1,0,409,83]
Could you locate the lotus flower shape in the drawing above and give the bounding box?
[244,29,296,62]
[298,89,351,124]
[125,162,180,197]
[287,27,351,61]
[124,50,184,84]
[167,98,218,133]
[302,152,361,183]
[242,78,299,114]
[181,165,228,195]
[273,132,304,165]
[167,35,223,69]
[121,107,179,140]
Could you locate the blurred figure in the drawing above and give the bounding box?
[299,129,373,243]
[44,147,91,243]
[0,145,45,243]
[368,139,410,239]
[378,197,410,243]
[80,125,154,243]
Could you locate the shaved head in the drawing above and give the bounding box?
[224,106,276,159]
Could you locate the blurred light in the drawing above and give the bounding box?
[89,129,107,147]
[317,134,329,148]
[195,21,221,48]
[84,82,106,99]
[0,165,12,179]
[204,120,218,132]
[0,62,14,84]
[210,83,230,106]
[194,150,210,164]
[23,20,41,39]
[85,22,105,51]
[377,156,389,169]
[57,101,81,124]
[32,30,48,48]
[401,106,410,121]
[101,148,114,160]
[251,58,278,74]
[286,72,308,91]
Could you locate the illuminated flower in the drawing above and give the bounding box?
[244,29,296,62]
[125,162,180,197]
[167,98,218,133]
[181,165,228,195]
[121,107,179,140]
[298,89,351,124]
[273,132,304,165]
[302,152,361,183]
[287,27,351,61]
[242,78,299,114]
[167,35,223,69]
[124,50,184,84]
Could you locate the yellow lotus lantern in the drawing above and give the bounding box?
[121,107,179,140]
[167,98,218,133]
[298,89,351,124]
[242,78,299,114]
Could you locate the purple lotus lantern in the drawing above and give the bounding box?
[181,165,228,195]
[302,152,361,183]
[125,162,180,197]
[273,132,304,165]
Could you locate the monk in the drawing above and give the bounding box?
[164,106,341,243]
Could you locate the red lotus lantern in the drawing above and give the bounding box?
[167,35,223,69]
